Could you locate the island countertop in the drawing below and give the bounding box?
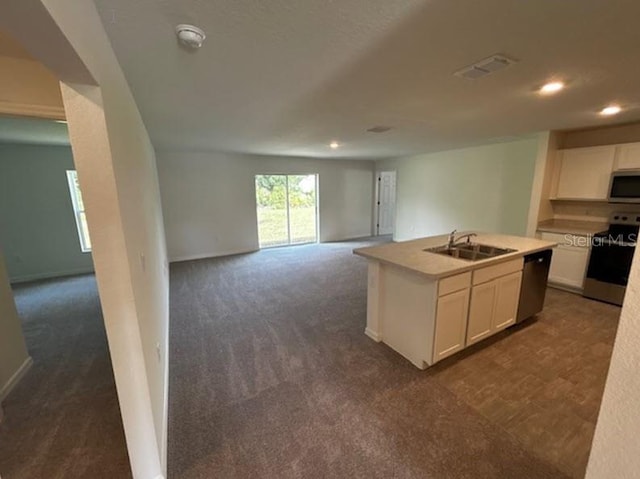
[353,232,557,279]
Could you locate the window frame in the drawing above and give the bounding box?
[66,170,92,253]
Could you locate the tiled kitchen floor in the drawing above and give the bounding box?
[430,287,620,478]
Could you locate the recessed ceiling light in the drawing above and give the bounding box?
[539,81,564,95]
[600,105,622,116]
[329,141,339,149]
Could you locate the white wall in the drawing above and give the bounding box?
[157,150,375,261]
[377,138,539,240]
[0,143,94,282]
[0,246,31,400]
[586,246,640,478]
[0,1,170,478]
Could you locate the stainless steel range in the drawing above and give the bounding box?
[583,211,640,306]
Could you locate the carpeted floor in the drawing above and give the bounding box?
[0,275,131,479]
[168,238,614,479]
[0,239,618,479]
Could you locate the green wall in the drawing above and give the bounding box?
[0,143,94,282]
[377,138,539,241]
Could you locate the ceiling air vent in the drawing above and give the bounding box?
[367,126,392,133]
[454,54,518,80]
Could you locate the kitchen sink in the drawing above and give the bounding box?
[423,243,517,261]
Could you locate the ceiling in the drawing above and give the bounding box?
[93,0,640,159]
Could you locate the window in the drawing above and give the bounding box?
[66,170,91,252]
[255,174,318,248]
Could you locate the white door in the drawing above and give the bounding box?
[377,171,396,235]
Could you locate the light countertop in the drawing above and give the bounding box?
[353,232,556,279]
[537,219,608,236]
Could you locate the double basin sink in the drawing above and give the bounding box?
[424,242,516,262]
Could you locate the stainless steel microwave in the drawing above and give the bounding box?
[608,170,640,203]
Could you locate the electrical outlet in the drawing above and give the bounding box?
[156,342,161,362]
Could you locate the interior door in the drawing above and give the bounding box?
[377,171,396,235]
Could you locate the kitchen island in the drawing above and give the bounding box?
[354,232,556,369]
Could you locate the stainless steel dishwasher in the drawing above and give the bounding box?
[516,249,552,323]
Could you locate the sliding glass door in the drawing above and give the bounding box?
[255,174,318,248]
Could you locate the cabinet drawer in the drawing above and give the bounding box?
[473,258,523,286]
[438,272,471,296]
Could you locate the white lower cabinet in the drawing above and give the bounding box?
[433,288,470,363]
[540,232,589,290]
[466,271,523,346]
[432,259,524,364]
[493,271,523,330]
[466,280,496,345]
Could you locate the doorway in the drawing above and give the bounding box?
[255,174,318,248]
[376,171,396,235]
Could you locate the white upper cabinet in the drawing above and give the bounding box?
[614,143,640,170]
[555,146,615,199]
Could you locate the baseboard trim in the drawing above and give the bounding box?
[365,327,382,342]
[548,282,583,295]
[170,248,258,263]
[10,268,94,284]
[0,356,33,401]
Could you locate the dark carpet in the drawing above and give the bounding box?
[1,240,612,478]
[168,239,571,479]
[0,275,131,479]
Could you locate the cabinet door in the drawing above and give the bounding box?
[556,146,615,199]
[466,280,497,346]
[433,288,470,363]
[615,143,640,170]
[548,245,589,290]
[493,271,523,331]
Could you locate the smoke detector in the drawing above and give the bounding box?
[175,24,206,49]
[454,54,518,80]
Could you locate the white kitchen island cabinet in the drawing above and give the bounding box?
[355,233,555,369]
[434,285,470,362]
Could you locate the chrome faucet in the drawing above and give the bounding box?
[448,230,477,248]
[448,229,457,249]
